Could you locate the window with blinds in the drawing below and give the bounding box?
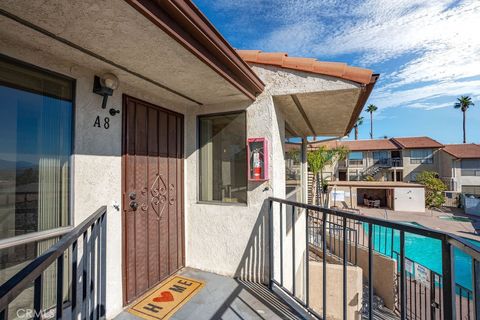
[461,159,480,176]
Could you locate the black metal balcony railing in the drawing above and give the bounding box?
[325,214,476,319]
[348,159,364,167]
[0,206,107,320]
[268,197,480,320]
[374,158,403,167]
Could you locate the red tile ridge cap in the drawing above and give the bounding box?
[236,50,373,85]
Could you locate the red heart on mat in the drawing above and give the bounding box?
[153,291,174,303]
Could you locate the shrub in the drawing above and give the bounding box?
[416,171,447,209]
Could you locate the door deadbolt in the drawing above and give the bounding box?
[129,201,138,211]
[129,192,136,200]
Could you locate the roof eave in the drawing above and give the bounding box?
[443,151,479,159]
[125,0,265,101]
[399,145,444,149]
[390,137,444,149]
[344,73,380,136]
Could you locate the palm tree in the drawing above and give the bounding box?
[366,104,378,139]
[454,96,475,143]
[353,117,364,140]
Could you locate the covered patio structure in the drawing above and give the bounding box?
[329,181,426,212]
[237,50,379,205]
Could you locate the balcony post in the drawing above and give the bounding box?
[301,138,308,204]
[268,200,273,290]
[441,238,456,319]
[473,259,480,319]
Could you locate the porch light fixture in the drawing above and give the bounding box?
[93,73,119,108]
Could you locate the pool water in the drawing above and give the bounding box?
[438,215,472,222]
[364,222,480,291]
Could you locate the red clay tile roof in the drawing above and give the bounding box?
[309,136,444,151]
[442,144,480,159]
[236,50,374,85]
[391,137,444,149]
[309,139,399,151]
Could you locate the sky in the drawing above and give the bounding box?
[194,0,480,144]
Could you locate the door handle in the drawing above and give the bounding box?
[129,201,138,211]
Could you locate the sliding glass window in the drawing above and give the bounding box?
[0,56,73,315]
[410,149,433,164]
[199,112,247,203]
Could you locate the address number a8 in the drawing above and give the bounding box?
[93,116,110,129]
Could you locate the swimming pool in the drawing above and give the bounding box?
[364,222,480,291]
[438,215,472,222]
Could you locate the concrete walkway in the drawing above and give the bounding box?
[114,268,302,320]
[357,206,480,242]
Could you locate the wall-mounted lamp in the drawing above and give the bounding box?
[93,73,119,108]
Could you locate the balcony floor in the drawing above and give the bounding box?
[115,268,302,320]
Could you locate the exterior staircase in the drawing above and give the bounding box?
[359,158,402,180]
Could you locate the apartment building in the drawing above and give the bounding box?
[440,143,480,194]
[1,2,479,320]
[310,136,444,182]
[0,1,381,318]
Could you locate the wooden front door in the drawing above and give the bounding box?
[122,95,184,305]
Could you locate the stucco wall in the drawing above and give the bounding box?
[309,262,363,320]
[324,236,397,311]
[439,151,454,179]
[184,95,285,282]
[0,40,189,318]
[393,187,425,212]
[448,159,480,192]
[185,64,357,284]
[402,149,441,181]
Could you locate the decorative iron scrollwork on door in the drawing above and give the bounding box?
[139,173,168,220]
[152,173,168,220]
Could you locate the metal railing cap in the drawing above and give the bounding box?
[268,197,480,260]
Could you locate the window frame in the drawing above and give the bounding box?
[373,151,390,165]
[348,151,364,166]
[461,159,480,176]
[410,148,433,164]
[196,110,248,206]
[462,185,480,195]
[0,54,76,248]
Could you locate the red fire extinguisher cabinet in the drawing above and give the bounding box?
[247,138,269,181]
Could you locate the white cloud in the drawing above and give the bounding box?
[406,102,453,110]
[198,0,480,111]
[255,21,322,55]
[371,79,480,109]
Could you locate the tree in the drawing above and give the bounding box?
[353,117,364,140]
[416,171,447,209]
[366,104,378,139]
[454,96,475,143]
[307,145,348,206]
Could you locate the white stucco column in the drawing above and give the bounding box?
[301,137,308,204]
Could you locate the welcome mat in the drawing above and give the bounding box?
[128,275,205,320]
